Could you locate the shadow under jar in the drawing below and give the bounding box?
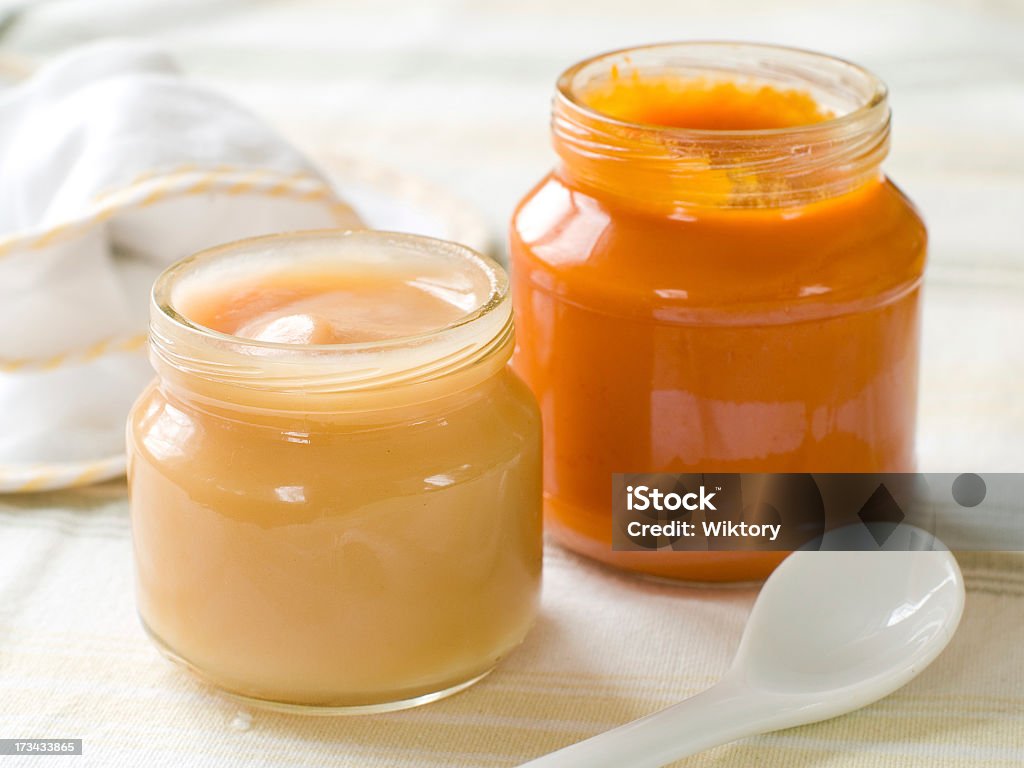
[510,42,927,582]
[127,230,542,713]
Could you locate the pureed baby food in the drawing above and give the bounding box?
[510,43,926,581]
[128,230,542,711]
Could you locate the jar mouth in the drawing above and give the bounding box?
[551,42,892,210]
[148,230,514,398]
[153,229,507,355]
[556,40,888,139]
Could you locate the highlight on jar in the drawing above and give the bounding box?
[510,42,926,582]
[126,230,543,713]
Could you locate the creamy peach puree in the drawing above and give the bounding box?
[178,261,473,344]
[128,231,542,711]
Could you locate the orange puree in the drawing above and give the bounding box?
[584,76,833,129]
[510,45,926,582]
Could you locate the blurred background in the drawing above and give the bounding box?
[2,0,1022,468]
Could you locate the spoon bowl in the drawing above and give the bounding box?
[522,547,965,768]
[734,550,964,700]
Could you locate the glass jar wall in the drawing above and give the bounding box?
[510,43,927,582]
[128,230,542,711]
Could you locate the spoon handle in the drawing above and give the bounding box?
[519,681,780,768]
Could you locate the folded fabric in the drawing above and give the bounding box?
[0,39,361,492]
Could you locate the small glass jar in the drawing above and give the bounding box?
[127,230,542,713]
[510,43,927,582]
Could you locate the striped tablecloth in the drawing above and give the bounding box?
[2,0,1023,766]
[1,484,1023,767]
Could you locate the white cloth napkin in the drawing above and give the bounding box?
[0,40,361,492]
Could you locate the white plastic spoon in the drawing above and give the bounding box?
[521,550,964,768]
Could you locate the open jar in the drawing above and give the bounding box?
[510,43,927,582]
[127,230,542,712]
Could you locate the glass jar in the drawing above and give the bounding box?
[510,43,926,582]
[127,230,542,712]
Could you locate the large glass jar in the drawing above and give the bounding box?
[510,43,927,582]
[128,230,542,712]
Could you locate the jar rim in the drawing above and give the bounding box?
[148,229,515,401]
[152,228,508,355]
[552,41,892,209]
[555,40,888,139]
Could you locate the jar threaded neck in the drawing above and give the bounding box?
[552,42,891,210]
[147,230,512,410]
